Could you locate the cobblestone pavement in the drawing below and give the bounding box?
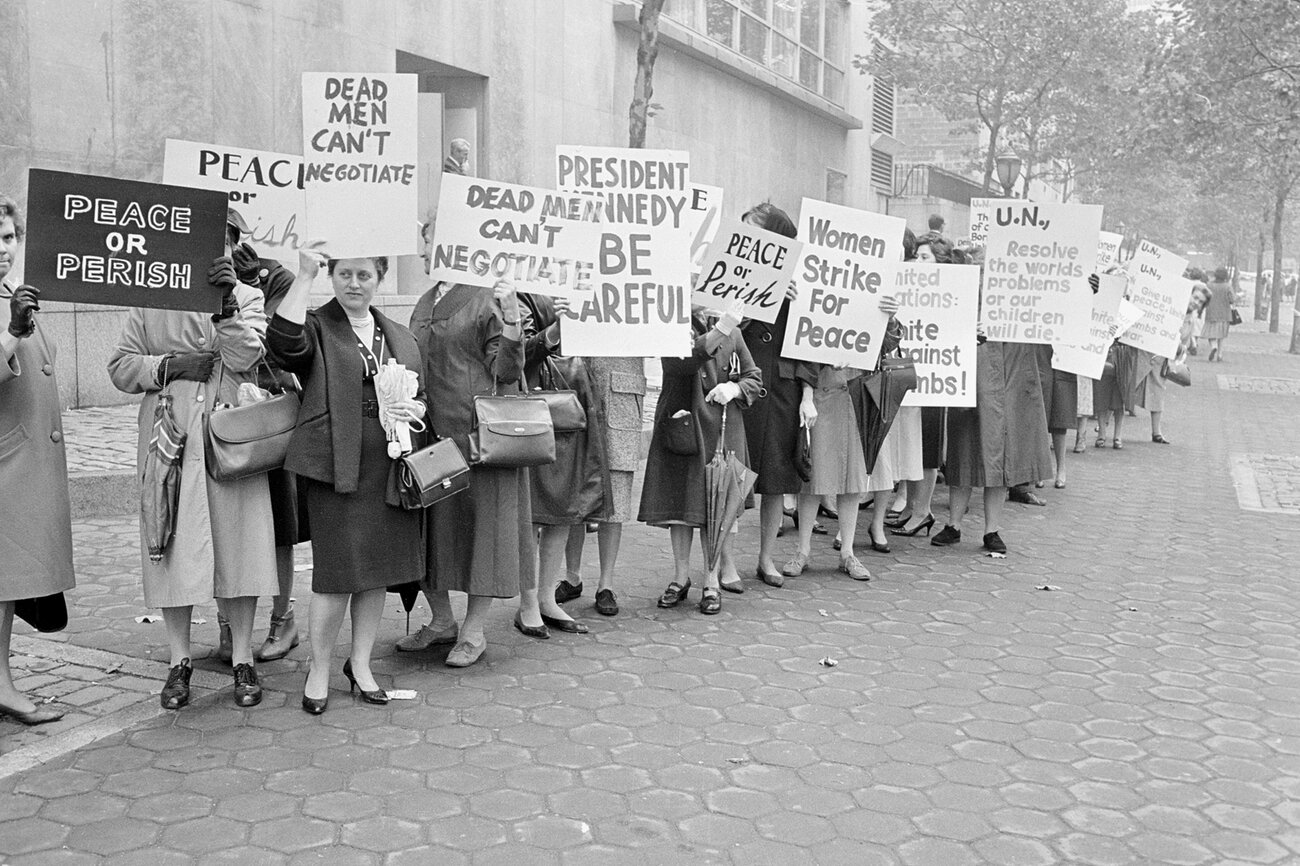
[61,405,139,475]
[2,322,1298,864]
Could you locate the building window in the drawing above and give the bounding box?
[870,148,893,193]
[665,0,849,106]
[826,168,848,205]
[870,44,896,136]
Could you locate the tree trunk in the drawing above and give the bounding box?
[981,124,1000,194]
[1254,210,1267,321]
[628,0,666,149]
[1272,187,1285,334]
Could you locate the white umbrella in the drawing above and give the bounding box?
[374,359,421,457]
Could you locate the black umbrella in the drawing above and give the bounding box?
[850,358,917,471]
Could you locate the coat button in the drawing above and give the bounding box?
[41,363,53,375]
[195,393,205,403]
[50,430,62,443]
[197,336,206,345]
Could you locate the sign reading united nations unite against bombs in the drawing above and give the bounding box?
[555,145,693,357]
[781,199,905,371]
[164,139,306,268]
[302,72,418,258]
[892,263,980,407]
[981,202,1101,345]
[24,168,228,313]
[1120,240,1194,359]
[430,173,601,300]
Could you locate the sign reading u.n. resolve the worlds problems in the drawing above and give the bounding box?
[429,173,601,301]
[163,139,306,268]
[302,72,418,258]
[781,199,905,371]
[24,168,228,313]
[554,145,693,357]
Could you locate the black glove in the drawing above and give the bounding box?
[8,285,39,339]
[1088,274,1100,294]
[232,242,263,287]
[161,351,217,385]
[208,256,239,320]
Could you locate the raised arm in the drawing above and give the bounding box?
[267,244,327,374]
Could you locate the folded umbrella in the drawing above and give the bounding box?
[850,358,916,471]
[142,394,186,562]
[702,405,756,574]
[374,359,421,457]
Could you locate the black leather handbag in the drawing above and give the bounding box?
[397,437,471,509]
[204,361,299,482]
[469,391,556,467]
[535,358,588,433]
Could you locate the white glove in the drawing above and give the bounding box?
[706,381,741,404]
[714,300,745,336]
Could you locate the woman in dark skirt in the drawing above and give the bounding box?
[269,247,426,714]
[737,203,817,589]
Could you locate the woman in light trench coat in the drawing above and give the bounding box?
[108,234,277,711]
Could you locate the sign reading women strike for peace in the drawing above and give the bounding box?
[691,217,802,323]
[24,168,228,313]
[163,139,305,268]
[1096,231,1123,270]
[1052,272,1127,379]
[892,263,980,407]
[781,199,904,371]
[981,202,1102,345]
[302,72,418,258]
[555,145,693,357]
[1120,240,1192,359]
[429,173,602,300]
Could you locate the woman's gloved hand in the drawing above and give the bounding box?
[7,285,40,338]
[161,351,218,385]
[209,256,239,320]
[705,380,742,405]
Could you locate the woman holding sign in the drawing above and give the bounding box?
[109,242,277,711]
[0,195,76,725]
[640,303,762,614]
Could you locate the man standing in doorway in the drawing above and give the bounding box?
[443,138,471,175]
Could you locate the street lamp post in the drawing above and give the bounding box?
[995,155,1022,198]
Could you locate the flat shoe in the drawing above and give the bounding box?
[720,578,745,594]
[983,531,1008,554]
[817,504,839,520]
[513,614,550,640]
[1072,442,1086,454]
[396,622,459,652]
[445,639,487,668]
[540,613,589,634]
[810,521,828,535]
[839,556,871,581]
[931,525,961,547]
[0,702,64,725]
[698,589,721,615]
[781,553,809,577]
[1152,434,1171,444]
[1113,439,1124,450]
[594,589,619,616]
[554,579,583,604]
[760,568,784,588]
[657,580,691,608]
[1054,479,1066,489]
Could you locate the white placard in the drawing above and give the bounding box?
[554,145,694,357]
[981,201,1103,345]
[1096,231,1123,270]
[894,264,980,406]
[163,139,306,268]
[428,173,600,300]
[1051,273,1128,379]
[1120,240,1193,359]
[1115,297,1146,338]
[969,197,1005,246]
[687,183,723,272]
[691,216,802,323]
[302,72,419,258]
[781,198,905,370]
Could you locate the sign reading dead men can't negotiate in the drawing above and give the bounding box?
[24,168,228,313]
[981,202,1102,345]
[554,145,693,358]
[781,199,905,371]
[691,217,802,323]
[302,72,419,258]
[163,139,306,268]
[1052,272,1128,380]
[429,173,602,301]
[892,263,980,407]
[1120,240,1193,359]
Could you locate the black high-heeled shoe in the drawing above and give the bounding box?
[890,514,936,537]
[301,672,328,715]
[867,534,891,554]
[342,659,389,705]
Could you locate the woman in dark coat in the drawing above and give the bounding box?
[0,196,74,725]
[269,246,426,713]
[409,258,532,668]
[736,203,817,589]
[640,307,762,614]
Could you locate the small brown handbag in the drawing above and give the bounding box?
[397,437,471,508]
[204,362,300,482]
[468,385,556,468]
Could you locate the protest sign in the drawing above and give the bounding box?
[1120,240,1192,358]
[1051,272,1127,379]
[302,72,419,258]
[969,197,1004,246]
[687,183,723,272]
[1115,297,1145,338]
[428,173,601,300]
[892,263,980,407]
[1096,230,1123,270]
[981,202,1102,345]
[163,139,305,268]
[781,198,905,370]
[555,145,693,357]
[24,168,227,313]
[691,216,802,323]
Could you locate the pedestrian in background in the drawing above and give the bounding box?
[0,194,75,725]
[1201,267,1234,362]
